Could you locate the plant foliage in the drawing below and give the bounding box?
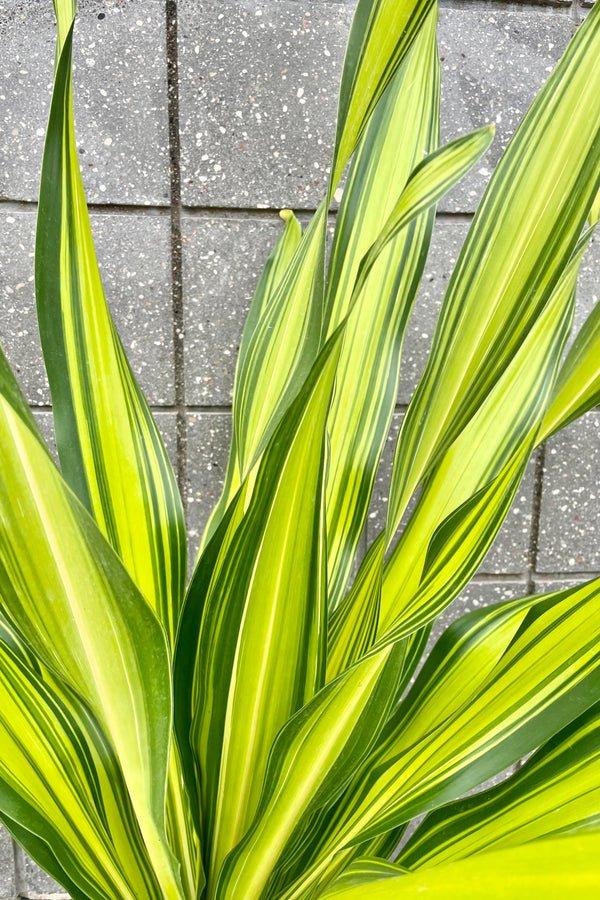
[1,0,600,897]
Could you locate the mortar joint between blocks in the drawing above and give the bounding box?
[165,0,188,511]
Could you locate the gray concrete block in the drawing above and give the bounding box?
[537,412,600,573]
[533,577,585,594]
[399,216,471,404]
[182,216,284,405]
[22,850,65,897]
[0,826,14,899]
[438,9,573,213]
[0,210,174,405]
[186,411,232,561]
[0,0,169,205]
[178,0,351,209]
[178,2,573,214]
[367,413,535,576]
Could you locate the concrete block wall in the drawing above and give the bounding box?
[0,0,598,895]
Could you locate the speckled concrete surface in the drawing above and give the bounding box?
[0,0,170,206]
[0,829,14,900]
[0,0,599,895]
[186,411,232,562]
[178,0,351,209]
[182,216,285,404]
[538,413,600,573]
[0,210,175,405]
[437,9,573,212]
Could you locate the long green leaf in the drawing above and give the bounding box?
[322,122,493,624]
[320,833,600,898]
[0,615,163,900]
[399,699,600,868]
[331,0,436,188]
[0,358,183,900]
[214,642,406,900]
[178,332,347,896]
[201,0,441,557]
[231,202,328,485]
[323,10,440,611]
[38,1,186,647]
[199,211,302,553]
[386,0,600,538]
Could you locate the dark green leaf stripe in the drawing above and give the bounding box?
[0,616,163,900]
[37,1,186,649]
[400,698,600,868]
[323,857,407,894]
[386,0,600,539]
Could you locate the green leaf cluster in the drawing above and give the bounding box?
[1,0,600,897]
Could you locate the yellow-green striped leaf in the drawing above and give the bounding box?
[0,355,183,900]
[0,615,164,900]
[331,0,436,188]
[538,230,600,442]
[38,0,185,647]
[214,643,406,900]
[399,698,600,868]
[199,210,302,553]
[386,0,600,538]
[323,10,440,611]
[177,332,347,896]
[330,239,579,670]
[259,578,600,900]
[322,121,493,617]
[231,202,328,482]
[378,242,580,635]
[320,833,600,898]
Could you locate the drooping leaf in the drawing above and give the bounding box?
[0,353,184,900]
[0,615,163,900]
[399,699,600,868]
[319,833,600,899]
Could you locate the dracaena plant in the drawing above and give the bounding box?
[2,0,600,897]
